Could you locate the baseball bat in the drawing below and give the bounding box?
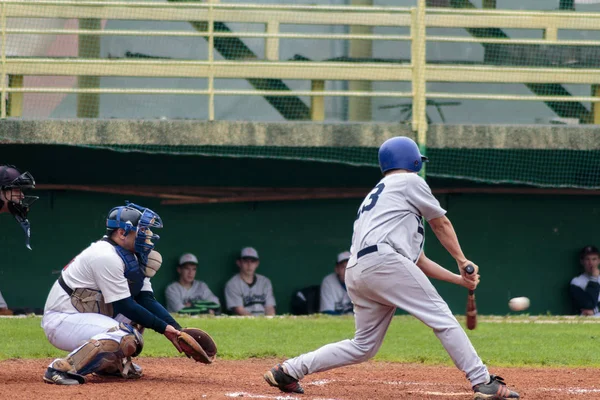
[465,264,477,330]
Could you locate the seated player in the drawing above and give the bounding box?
[165,252,220,315]
[570,245,600,316]
[319,251,353,315]
[224,247,276,316]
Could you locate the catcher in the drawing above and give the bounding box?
[41,202,216,385]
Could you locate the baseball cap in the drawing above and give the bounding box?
[240,247,259,260]
[336,251,351,264]
[179,253,198,266]
[580,245,600,259]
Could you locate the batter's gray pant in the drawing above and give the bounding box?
[283,245,490,386]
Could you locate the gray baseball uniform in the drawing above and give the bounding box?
[283,172,490,386]
[319,273,353,314]
[224,274,276,315]
[0,290,7,308]
[165,280,220,313]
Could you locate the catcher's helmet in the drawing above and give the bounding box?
[106,202,163,262]
[106,206,143,236]
[378,136,428,173]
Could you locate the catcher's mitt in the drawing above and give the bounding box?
[177,328,217,364]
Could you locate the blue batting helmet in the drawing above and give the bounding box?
[378,136,428,173]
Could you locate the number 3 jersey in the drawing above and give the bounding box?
[349,172,446,265]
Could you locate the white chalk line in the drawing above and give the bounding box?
[541,387,600,394]
[307,379,335,386]
[385,380,600,396]
[225,393,299,400]
[228,379,600,398]
[225,393,339,400]
[408,391,469,396]
[385,380,463,387]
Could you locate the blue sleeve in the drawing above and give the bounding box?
[112,296,168,334]
[135,291,182,330]
[321,310,343,315]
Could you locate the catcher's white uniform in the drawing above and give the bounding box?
[42,240,150,351]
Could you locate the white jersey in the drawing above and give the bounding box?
[224,273,276,315]
[44,240,152,314]
[319,273,353,314]
[165,280,220,312]
[349,173,446,265]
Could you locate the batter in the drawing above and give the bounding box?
[263,136,519,400]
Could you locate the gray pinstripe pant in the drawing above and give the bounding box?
[283,244,489,387]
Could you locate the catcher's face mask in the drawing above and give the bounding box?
[109,202,163,267]
[1,170,38,250]
[134,208,162,256]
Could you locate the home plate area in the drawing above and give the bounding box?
[1,358,599,399]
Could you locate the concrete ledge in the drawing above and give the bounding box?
[0,119,598,150]
[428,124,600,150]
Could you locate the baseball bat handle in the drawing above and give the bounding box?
[465,265,475,295]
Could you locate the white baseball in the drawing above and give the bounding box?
[508,297,530,312]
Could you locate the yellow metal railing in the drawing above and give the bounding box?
[2,0,600,131]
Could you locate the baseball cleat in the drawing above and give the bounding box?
[473,375,519,399]
[263,364,304,394]
[93,361,143,379]
[43,367,85,385]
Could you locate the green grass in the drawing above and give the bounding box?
[2,315,600,367]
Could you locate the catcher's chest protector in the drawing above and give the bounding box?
[105,239,145,296]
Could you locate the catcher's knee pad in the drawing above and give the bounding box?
[60,323,144,376]
[110,322,144,358]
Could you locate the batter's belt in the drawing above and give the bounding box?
[356,243,404,260]
[357,245,378,259]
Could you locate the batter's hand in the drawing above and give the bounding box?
[164,325,183,353]
[459,273,480,290]
[459,260,479,281]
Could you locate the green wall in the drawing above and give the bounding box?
[0,145,596,315]
[0,190,359,314]
[429,193,597,316]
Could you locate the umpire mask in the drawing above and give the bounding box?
[0,165,38,250]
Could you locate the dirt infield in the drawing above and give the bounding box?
[1,358,599,399]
